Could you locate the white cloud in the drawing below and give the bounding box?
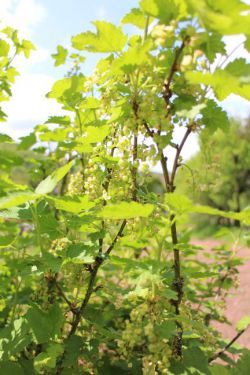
[0,0,62,140]
[3,73,63,139]
[96,5,108,20]
[221,94,250,119]
[1,0,46,38]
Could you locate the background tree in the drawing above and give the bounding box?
[176,119,250,227]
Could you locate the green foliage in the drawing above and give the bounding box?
[176,120,250,228]
[52,45,68,66]
[0,1,250,374]
[35,160,74,195]
[201,100,229,133]
[99,201,154,219]
[0,26,33,121]
[72,21,127,52]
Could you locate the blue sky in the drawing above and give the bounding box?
[1,0,250,163]
[27,0,139,77]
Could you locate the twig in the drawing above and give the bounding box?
[55,281,76,313]
[209,327,249,363]
[160,37,190,357]
[55,219,126,374]
[162,37,189,109]
[105,219,126,256]
[131,98,139,201]
[160,152,171,192]
[170,127,191,185]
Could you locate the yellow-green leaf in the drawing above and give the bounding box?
[35,161,74,195]
[99,201,154,219]
[47,195,96,213]
[0,192,37,210]
[72,21,127,53]
[236,316,250,332]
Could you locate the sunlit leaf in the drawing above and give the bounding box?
[72,21,127,53]
[35,160,74,195]
[99,201,154,219]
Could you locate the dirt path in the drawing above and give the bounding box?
[192,239,250,348]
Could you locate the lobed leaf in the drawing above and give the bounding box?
[35,160,74,195]
[99,201,154,219]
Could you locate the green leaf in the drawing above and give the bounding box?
[1,26,14,37]
[193,206,250,225]
[226,58,250,81]
[164,193,250,225]
[186,69,250,101]
[201,99,229,133]
[112,39,152,73]
[164,193,193,214]
[35,160,74,195]
[80,125,110,144]
[20,39,35,58]
[140,0,187,23]
[79,97,100,109]
[45,115,71,125]
[189,0,250,35]
[0,234,16,248]
[46,75,85,105]
[63,335,84,367]
[47,78,72,99]
[27,304,63,344]
[0,192,37,210]
[47,195,96,213]
[5,66,19,83]
[236,316,250,332]
[122,8,148,29]
[210,364,230,375]
[99,201,154,219]
[0,362,24,375]
[0,40,10,57]
[199,32,226,63]
[18,132,36,150]
[231,351,250,375]
[39,127,73,142]
[52,45,68,66]
[63,251,94,266]
[34,343,64,372]
[245,37,250,53]
[0,318,31,359]
[72,21,127,53]
[0,133,14,143]
[183,346,210,373]
[177,103,206,120]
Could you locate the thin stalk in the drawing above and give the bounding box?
[209,326,249,363]
[55,219,126,374]
[30,202,44,255]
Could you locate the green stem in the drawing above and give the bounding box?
[30,202,44,255]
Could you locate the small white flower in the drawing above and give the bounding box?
[31,265,37,272]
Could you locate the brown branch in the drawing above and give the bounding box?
[161,38,190,356]
[131,98,139,201]
[105,219,126,256]
[166,126,191,357]
[55,281,77,313]
[143,120,155,137]
[56,219,126,374]
[170,127,191,186]
[162,37,189,109]
[99,132,118,253]
[160,152,171,192]
[209,327,249,363]
[69,219,126,336]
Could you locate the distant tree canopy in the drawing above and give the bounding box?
[176,119,250,226]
